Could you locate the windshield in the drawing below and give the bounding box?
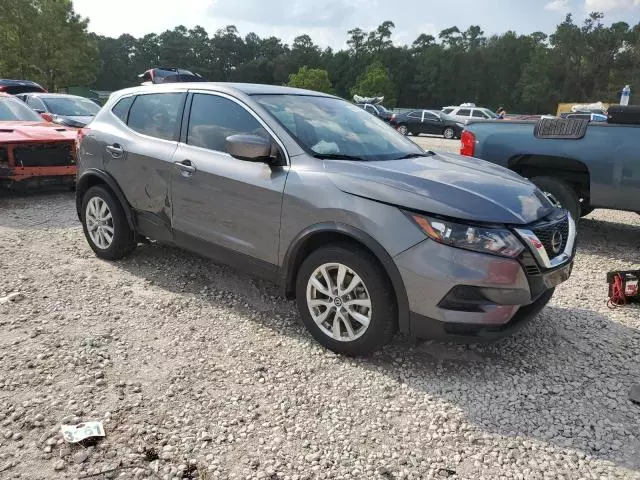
[480,108,498,118]
[254,94,425,161]
[0,97,43,122]
[42,97,100,117]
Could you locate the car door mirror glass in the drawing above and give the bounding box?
[226,134,272,162]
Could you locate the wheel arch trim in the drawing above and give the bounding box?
[75,169,135,231]
[281,222,411,334]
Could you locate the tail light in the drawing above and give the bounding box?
[460,130,476,156]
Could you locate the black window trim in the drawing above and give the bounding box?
[181,89,290,166]
[407,111,422,119]
[423,111,440,121]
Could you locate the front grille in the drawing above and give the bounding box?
[13,143,74,167]
[532,217,569,259]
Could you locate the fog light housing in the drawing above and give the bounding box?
[438,285,531,312]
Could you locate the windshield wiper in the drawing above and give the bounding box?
[393,151,436,160]
[312,153,365,161]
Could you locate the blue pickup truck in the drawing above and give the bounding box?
[460,118,640,220]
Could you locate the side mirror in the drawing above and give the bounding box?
[226,134,272,162]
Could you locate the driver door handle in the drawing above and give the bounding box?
[174,159,197,174]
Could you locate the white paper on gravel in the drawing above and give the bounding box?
[61,421,105,443]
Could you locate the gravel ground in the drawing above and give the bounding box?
[0,136,639,480]
[411,135,460,154]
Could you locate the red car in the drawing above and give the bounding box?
[0,93,77,189]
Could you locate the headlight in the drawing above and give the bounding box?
[406,213,524,258]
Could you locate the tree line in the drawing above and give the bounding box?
[1,0,639,114]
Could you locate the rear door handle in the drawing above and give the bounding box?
[105,144,124,158]
[174,159,196,174]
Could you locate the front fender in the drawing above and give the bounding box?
[281,222,411,334]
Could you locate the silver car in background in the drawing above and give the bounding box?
[75,83,576,355]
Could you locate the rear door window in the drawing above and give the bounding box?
[457,109,471,117]
[127,93,184,141]
[186,93,268,153]
[471,110,486,118]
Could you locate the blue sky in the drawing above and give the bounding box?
[73,0,640,48]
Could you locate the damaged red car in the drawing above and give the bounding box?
[0,93,77,189]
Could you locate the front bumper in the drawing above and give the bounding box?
[394,225,574,340]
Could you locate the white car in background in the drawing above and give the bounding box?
[442,104,498,122]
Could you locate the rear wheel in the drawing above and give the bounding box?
[443,127,455,139]
[295,244,397,356]
[81,185,137,260]
[396,124,409,135]
[530,176,581,221]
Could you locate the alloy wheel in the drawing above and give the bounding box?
[85,196,114,249]
[306,263,372,342]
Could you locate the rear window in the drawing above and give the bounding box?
[111,96,134,123]
[471,110,485,118]
[0,85,45,95]
[126,93,184,141]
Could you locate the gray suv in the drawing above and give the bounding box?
[76,83,576,356]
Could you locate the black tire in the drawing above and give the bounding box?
[396,124,409,136]
[81,185,137,260]
[443,127,455,139]
[530,176,581,221]
[295,244,397,356]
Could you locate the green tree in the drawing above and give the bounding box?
[0,0,98,90]
[351,61,397,106]
[287,66,333,93]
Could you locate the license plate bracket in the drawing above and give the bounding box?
[543,262,573,289]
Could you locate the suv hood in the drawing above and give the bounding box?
[324,152,553,225]
[0,121,77,143]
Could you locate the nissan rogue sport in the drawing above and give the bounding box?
[76,83,576,356]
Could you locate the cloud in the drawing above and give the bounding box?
[584,0,640,11]
[207,0,371,28]
[544,0,571,11]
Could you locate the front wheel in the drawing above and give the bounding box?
[295,244,397,356]
[530,176,581,221]
[443,127,456,139]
